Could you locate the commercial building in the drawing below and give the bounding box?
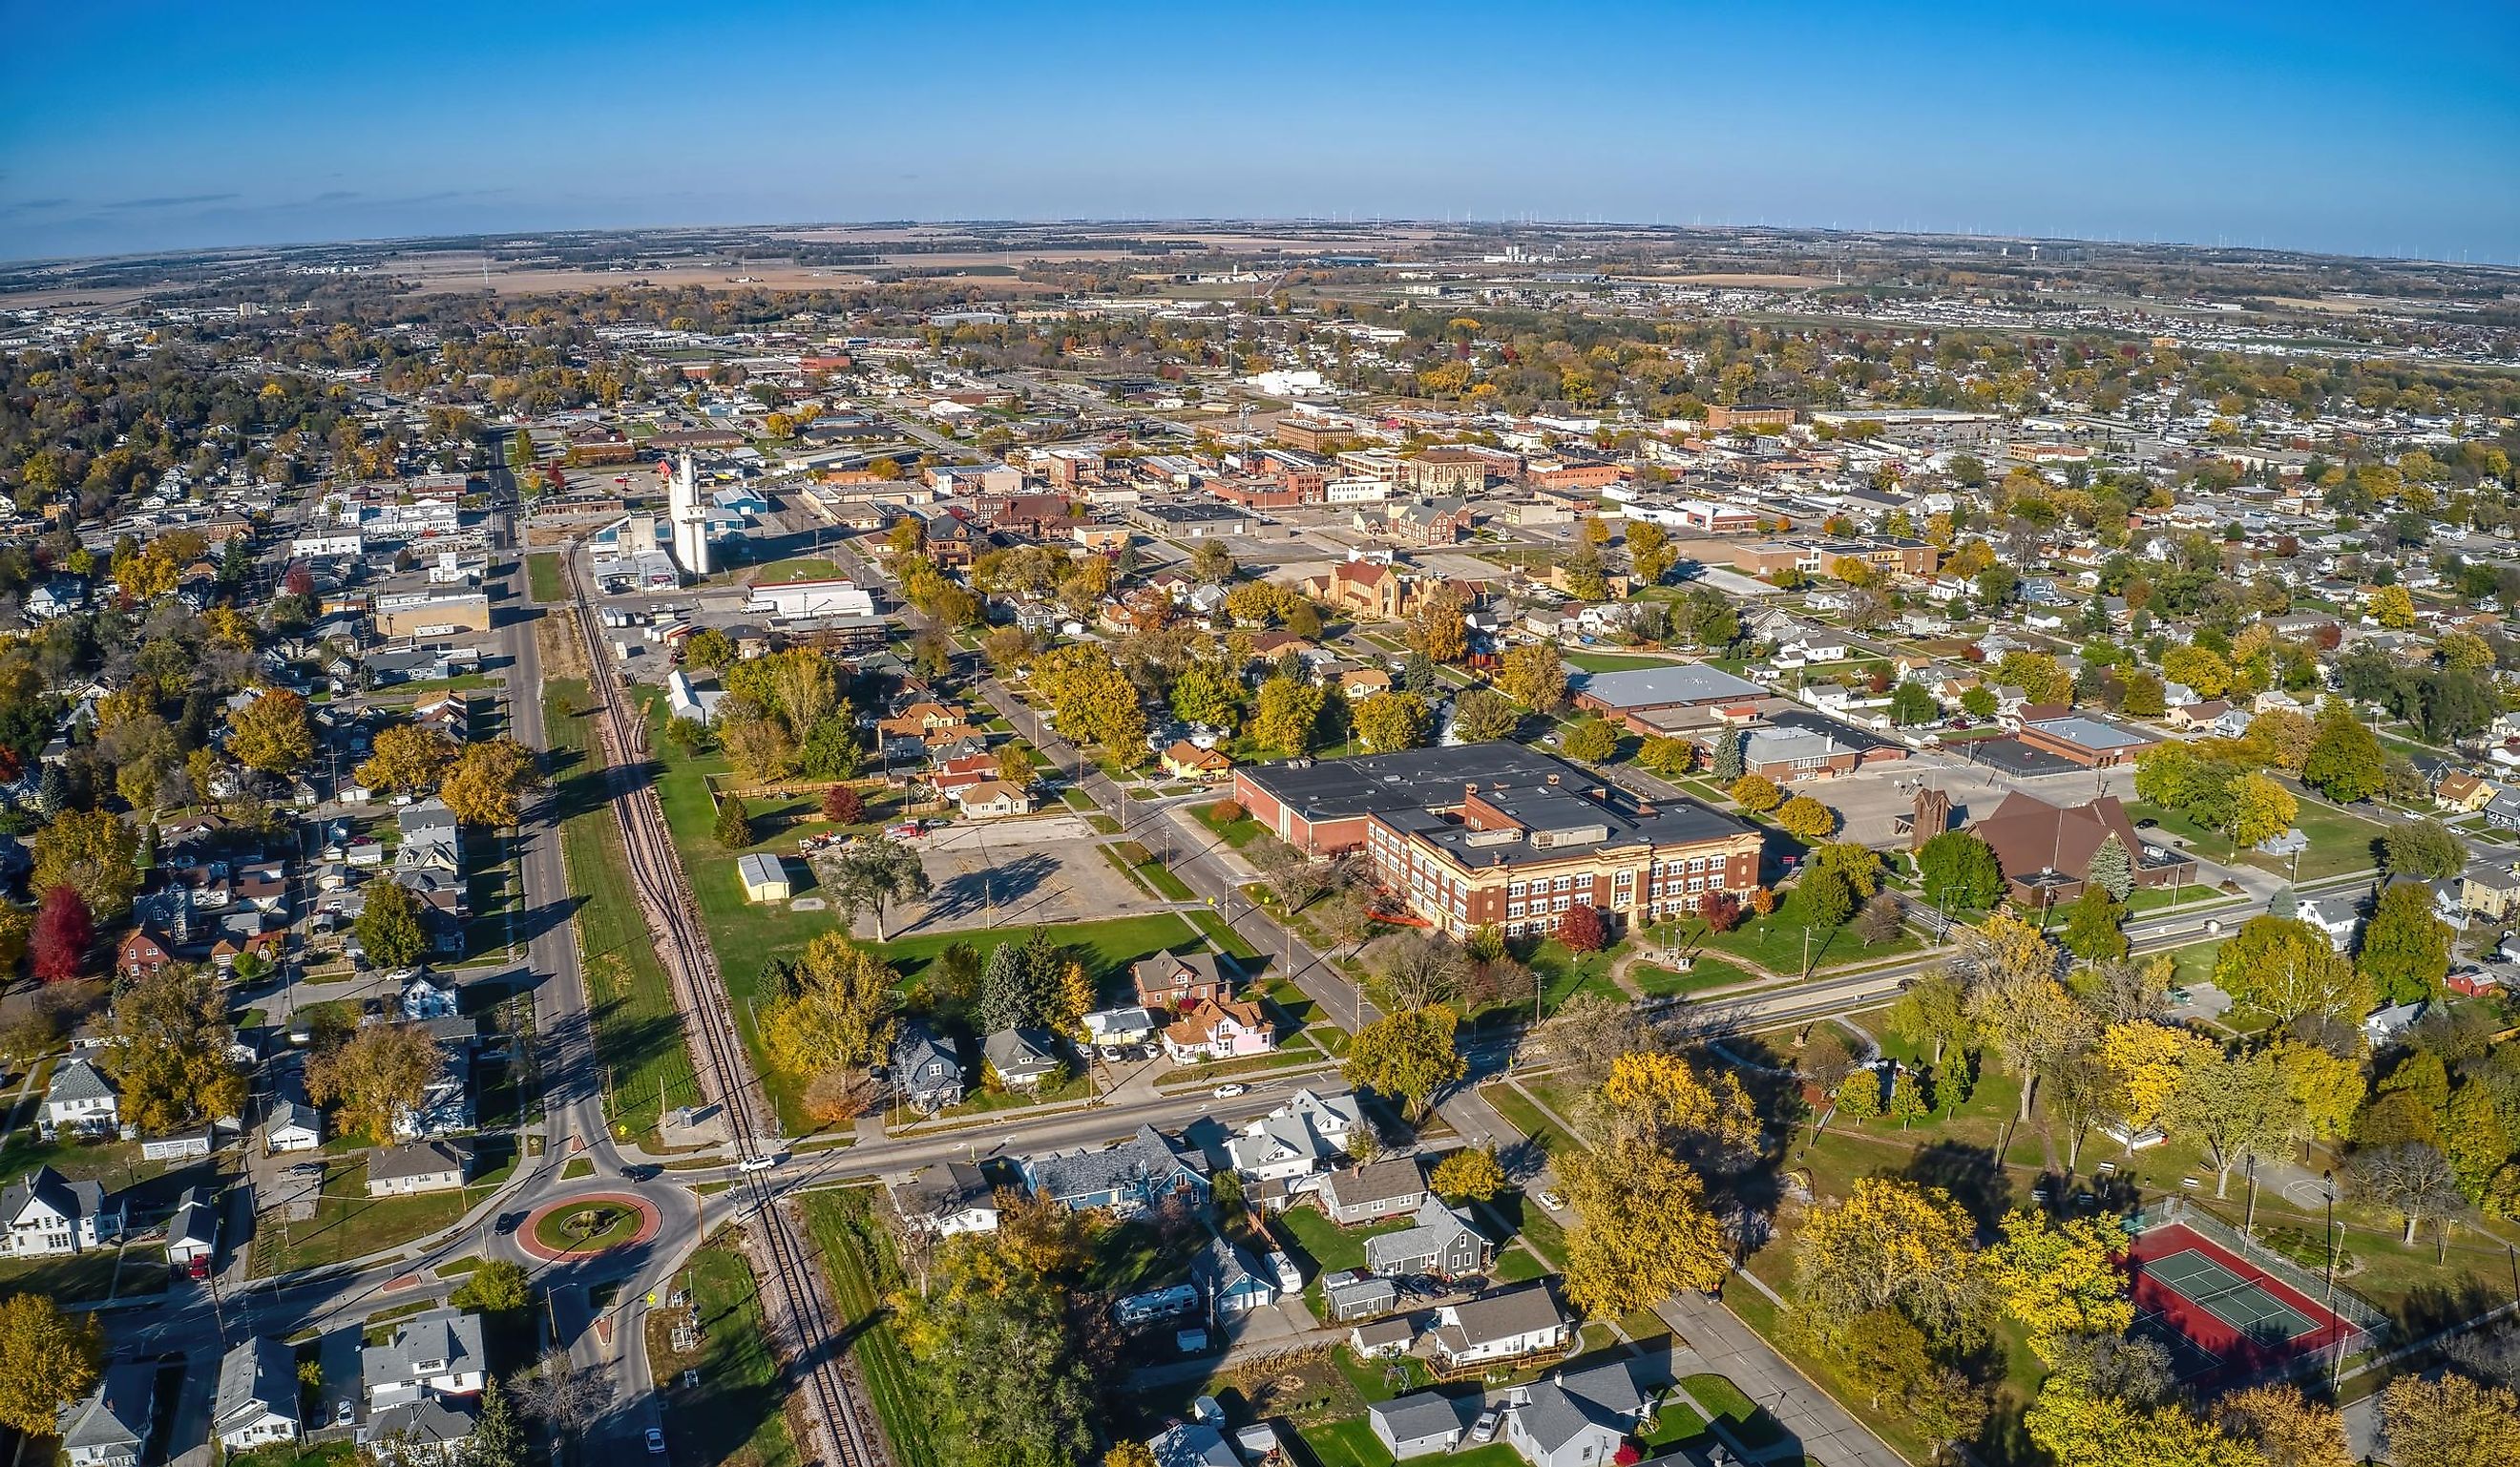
[747,577,876,619]
[2015,714,2163,769]
[1968,791,2196,908]
[1125,502,1254,538]
[373,590,491,639]
[1233,744,1759,938]
[1568,663,1769,730]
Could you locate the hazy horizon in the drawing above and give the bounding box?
[5,0,2516,265]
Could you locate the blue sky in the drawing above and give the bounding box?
[3,0,2514,262]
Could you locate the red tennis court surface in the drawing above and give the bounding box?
[2126,1222,2360,1382]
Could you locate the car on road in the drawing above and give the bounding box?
[645,1428,666,1455]
[738,1154,783,1173]
[1211,1083,1248,1099]
[495,1213,521,1235]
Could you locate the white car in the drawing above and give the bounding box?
[1536,1189,1566,1212]
[1211,1083,1248,1099]
[737,1154,782,1173]
[645,1427,666,1455]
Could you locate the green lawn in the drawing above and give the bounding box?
[1657,884,1918,976]
[1197,801,1269,849]
[1277,1205,1415,1275]
[1683,1373,1790,1453]
[1563,650,1685,674]
[0,1249,120,1303]
[1630,955,1761,998]
[646,1232,799,1467]
[745,556,849,585]
[1481,1083,1577,1158]
[248,1158,488,1276]
[2126,795,2385,883]
[546,681,701,1140]
[525,553,564,605]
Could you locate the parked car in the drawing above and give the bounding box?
[645,1428,666,1455]
[1536,1189,1566,1212]
[1469,1409,1502,1445]
[886,821,926,839]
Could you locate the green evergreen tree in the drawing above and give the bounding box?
[470,1376,526,1467]
[1711,731,1745,785]
[713,793,753,849]
[2087,833,2133,903]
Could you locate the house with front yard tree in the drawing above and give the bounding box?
[1321,1156,1431,1225]
[1364,1196,1491,1279]
[1163,997,1274,1064]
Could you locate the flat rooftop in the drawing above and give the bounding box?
[2027,715,2154,751]
[1573,662,1769,709]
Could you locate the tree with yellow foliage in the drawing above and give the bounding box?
[1582,1050,1759,1163]
[1793,1177,1984,1338]
[761,933,900,1084]
[2214,1384,2350,1467]
[2093,1021,2214,1135]
[1561,1138,1731,1317]
[356,723,459,795]
[2379,1372,2520,1467]
[1984,1209,2132,1362]
[225,688,314,775]
[2368,584,2417,630]
[2026,1380,2258,1467]
[1729,773,1783,812]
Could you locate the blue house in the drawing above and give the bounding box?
[1018,1124,1208,1216]
[1192,1233,1277,1320]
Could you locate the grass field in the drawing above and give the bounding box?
[2126,795,2386,883]
[1562,650,1684,674]
[248,1157,488,1276]
[646,1231,799,1467]
[796,1189,938,1467]
[545,681,701,1140]
[526,553,564,605]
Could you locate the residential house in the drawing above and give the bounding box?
[1018,1124,1208,1216]
[1161,741,1231,781]
[59,1364,154,1467]
[363,1397,480,1465]
[166,1185,219,1270]
[1368,1392,1479,1461]
[1500,1358,1656,1467]
[1162,997,1274,1064]
[44,1058,120,1137]
[214,1337,302,1450]
[0,1165,123,1257]
[952,779,1035,820]
[1226,1088,1364,1184]
[1363,1196,1491,1280]
[2302,893,2364,953]
[368,1141,470,1197]
[1321,1156,1431,1226]
[267,1099,323,1153]
[1192,1233,1278,1319]
[2438,770,2497,813]
[982,1028,1063,1090]
[1430,1284,1570,1371]
[1326,1269,1403,1323]
[891,1023,966,1114]
[2464,865,2520,923]
[363,1309,489,1410]
[1082,1007,1161,1045]
[891,1161,999,1237]
[1132,951,1240,1013]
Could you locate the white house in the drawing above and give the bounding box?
[43,1058,120,1137]
[59,1365,153,1467]
[363,1309,489,1410]
[891,1161,999,1237]
[1429,1284,1569,1370]
[1226,1088,1364,1183]
[214,1338,302,1450]
[368,1142,469,1197]
[266,1100,323,1154]
[0,1165,124,1258]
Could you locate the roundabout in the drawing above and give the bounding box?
[516,1191,662,1261]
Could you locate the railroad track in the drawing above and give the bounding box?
[558,551,885,1467]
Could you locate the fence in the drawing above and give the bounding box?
[2132,1195,2390,1358]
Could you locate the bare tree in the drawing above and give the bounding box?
[1368,930,1468,1012]
[1536,991,1657,1088]
[1249,836,1332,912]
[1315,890,1376,953]
[515,1347,609,1440]
[2072,955,2173,1026]
[2351,1142,2468,1257]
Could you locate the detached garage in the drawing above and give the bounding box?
[737,853,792,903]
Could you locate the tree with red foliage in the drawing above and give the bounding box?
[820,784,865,826]
[1557,902,1607,954]
[30,886,94,983]
[1700,890,1744,934]
[282,564,314,597]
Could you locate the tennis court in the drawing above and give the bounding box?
[2140,1247,2325,1343]
[2124,1215,2374,1384]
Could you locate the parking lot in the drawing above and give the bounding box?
[892,812,1176,936]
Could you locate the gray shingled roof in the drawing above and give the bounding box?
[214,1337,297,1436]
[47,1058,117,1104]
[59,1364,153,1453]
